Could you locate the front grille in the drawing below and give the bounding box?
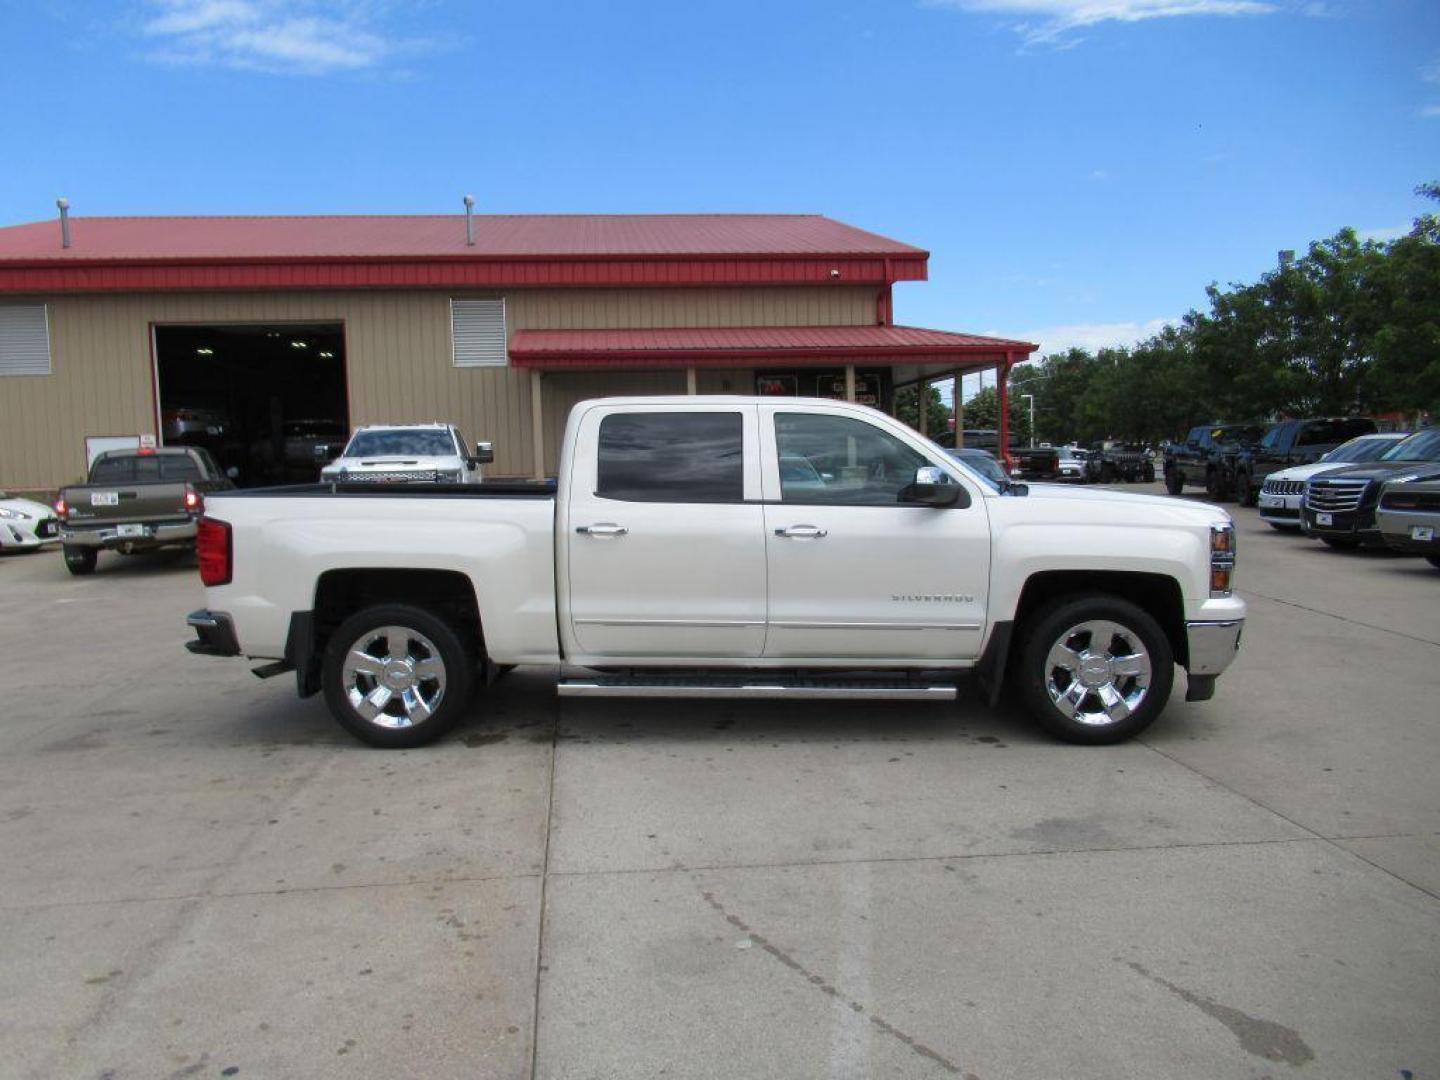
[1306,479,1369,512]
[342,470,441,484]
[1262,479,1305,496]
[1381,491,1440,512]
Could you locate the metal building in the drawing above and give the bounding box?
[0,211,1036,490]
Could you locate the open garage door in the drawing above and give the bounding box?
[154,323,348,488]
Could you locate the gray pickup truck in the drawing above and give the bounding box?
[56,446,234,575]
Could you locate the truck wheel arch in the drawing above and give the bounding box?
[1009,570,1188,671]
[298,569,486,696]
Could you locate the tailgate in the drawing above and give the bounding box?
[64,482,192,524]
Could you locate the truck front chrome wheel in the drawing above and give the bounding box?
[1043,620,1152,726]
[322,603,474,748]
[341,625,448,729]
[1016,595,1174,744]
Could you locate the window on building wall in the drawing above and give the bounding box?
[0,304,51,376]
[451,299,507,367]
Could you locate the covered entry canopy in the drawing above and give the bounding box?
[510,324,1039,476]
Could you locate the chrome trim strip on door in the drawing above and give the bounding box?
[573,618,765,628]
[768,621,982,631]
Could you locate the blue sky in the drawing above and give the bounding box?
[3,0,1438,396]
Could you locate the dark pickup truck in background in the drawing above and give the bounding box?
[56,446,235,575]
[1164,423,1268,500]
[1086,443,1155,484]
[1236,417,1377,507]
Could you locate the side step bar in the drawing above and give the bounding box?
[557,676,958,701]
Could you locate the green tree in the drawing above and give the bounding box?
[963,385,1031,446]
[892,383,952,438]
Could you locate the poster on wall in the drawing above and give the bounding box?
[84,435,141,468]
[756,375,798,396]
[814,373,880,406]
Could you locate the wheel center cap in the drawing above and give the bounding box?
[1078,654,1113,688]
[382,660,415,690]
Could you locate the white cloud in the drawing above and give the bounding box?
[140,0,412,74]
[991,317,1176,356]
[927,0,1279,46]
[1421,104,1440,119]
[1357,225,1407,243]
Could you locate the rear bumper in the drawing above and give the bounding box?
[60,519,197,549]
[186,609,240,657]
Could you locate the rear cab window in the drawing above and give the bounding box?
[90,457,133,483]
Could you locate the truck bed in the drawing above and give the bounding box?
[219,479,558,499]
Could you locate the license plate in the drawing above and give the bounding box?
[116,523,146,538]
[1259,495,1282,508]
[90,491,119,507]
[1316,512,1333,526]
[1413,525,1435,542]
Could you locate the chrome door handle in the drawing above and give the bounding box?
[774,525,828,539]
[577,522,628,537]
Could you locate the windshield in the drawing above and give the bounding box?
[1322,435,1405,463]
[1379,429,1440,462]
[1212,425,1267,446]
[946,450,1006,490]
[344,430,456,457]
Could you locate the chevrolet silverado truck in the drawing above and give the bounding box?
[57,446,234,575]
[185,397,1245,748]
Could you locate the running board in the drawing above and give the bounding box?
[557,676,958,701]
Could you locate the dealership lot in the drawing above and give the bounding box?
[2,487,1437,1079]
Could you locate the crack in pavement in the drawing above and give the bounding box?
[1238,587,1440,648]
[699,887,974,1078]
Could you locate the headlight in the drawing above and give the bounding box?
[0,508,30,520]
[1209,523,1236,597]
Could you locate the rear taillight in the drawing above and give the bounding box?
[54,497,67,517]
[196,516,232,587]
[184,485,203,513]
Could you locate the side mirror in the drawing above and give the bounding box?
[474,441,494,465]
[899,466,968,508]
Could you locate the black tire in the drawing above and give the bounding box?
[1013,594,1174,745]
[321,603,475,748]
[1321,536,1359,549]
[62,545,98,576]
[1236,473,1258,507]
[1267,522,1299,531]
[1164,470,1184,496]
[1205,469,1231,502]
[1100,464,1116,484]
[1427,556,1440,570]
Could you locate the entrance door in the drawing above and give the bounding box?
[561,402,767,660]
[760,406,991,662]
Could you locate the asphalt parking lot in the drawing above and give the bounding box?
[2,484,1438,1080]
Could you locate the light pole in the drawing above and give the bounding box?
[1021,393,1035,448]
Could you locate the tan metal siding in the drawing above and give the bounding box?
[0,285,878,489]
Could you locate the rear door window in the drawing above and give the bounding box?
[597,412,744,502]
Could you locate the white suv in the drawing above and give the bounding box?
[320,424,493,485]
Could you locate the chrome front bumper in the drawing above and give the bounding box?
[1185,619,1244,676]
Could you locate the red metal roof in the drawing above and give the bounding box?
[509,325,1038,368]
[0,214,924,261]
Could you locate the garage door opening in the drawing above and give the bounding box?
[154,323,348,487]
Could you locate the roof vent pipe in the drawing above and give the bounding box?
[56,197,71,249]
[463,194,475,246]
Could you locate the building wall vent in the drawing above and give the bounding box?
[451,298,507,367]
[0,304,52,376]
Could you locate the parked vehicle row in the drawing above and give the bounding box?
[0,491,60,550]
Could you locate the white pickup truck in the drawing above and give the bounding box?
[186,396,1244,748]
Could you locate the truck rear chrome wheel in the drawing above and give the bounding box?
[322,603,474,748]
[1016,595,1174,744]
[341,625,448,729]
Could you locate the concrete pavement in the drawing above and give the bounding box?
[1,488,1436,1079]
